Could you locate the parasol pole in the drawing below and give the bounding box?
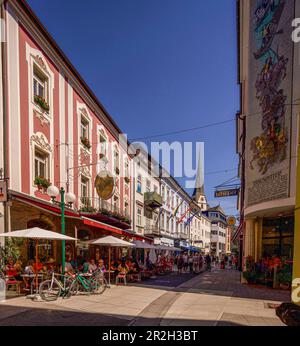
[108,246,111,287]
[35,239,38,293]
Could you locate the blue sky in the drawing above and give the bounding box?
[27,0,239,215]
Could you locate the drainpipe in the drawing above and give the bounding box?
[1,0,9,234]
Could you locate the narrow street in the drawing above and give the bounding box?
[0,268,289,326]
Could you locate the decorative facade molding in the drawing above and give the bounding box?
[33,109,50,126]
[79,166,92,178]
[30,132,52,152]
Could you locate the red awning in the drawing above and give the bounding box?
[81,217,152,242]
[11,191,80,219]
[232,221,244,242]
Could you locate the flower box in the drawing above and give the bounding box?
[34,95,50,112]
[34,176,51,192]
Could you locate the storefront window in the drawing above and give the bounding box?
[262,216,294,258]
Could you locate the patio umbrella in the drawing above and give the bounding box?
[1,228,77,295]
[91,235,135,286]
[132,240,156,249]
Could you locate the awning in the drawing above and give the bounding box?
[11,191,80,219]
[189,246,201,252]
[81,217,151,242]
[133,240,156,249]
[232,222,244,242]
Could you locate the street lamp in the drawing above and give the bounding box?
[47,186,76,276]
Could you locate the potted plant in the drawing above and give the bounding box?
[277,270,292,290]
[115,167,120,175]
[34,176,51,192]
[80,136,91,150]
[124,177,130,184]
[34,95,50,112]
[243,270,257,284]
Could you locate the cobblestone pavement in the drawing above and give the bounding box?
[0,268,290,326]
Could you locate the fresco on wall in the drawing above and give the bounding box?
[246,0,294,207]
[250,0,288,175]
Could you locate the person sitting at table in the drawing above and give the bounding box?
[98,259,106,272]
[82,258,90,273]
[117,260,129,275]
[88,259,97,273]
[23,259,35,289]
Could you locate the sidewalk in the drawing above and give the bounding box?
[159,268,290,326]
[0,268,290,326]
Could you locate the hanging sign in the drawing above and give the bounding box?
[95,170,115,200]
[214,188,239,198]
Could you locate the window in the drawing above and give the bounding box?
[161,185,165,200]
[124,160,129,179]
[166,214,170,232]
[137,175,142,193]
[80,176,89,205]
[34,148,48,179]
[146,179,151,192]
[166,188,170,206]
[154,185,158,193]
[113,196,119,212]
[33,64,48,101]
[124,201,129,217]
[171,192,174,208]
[80,116,89,140]
[99,130,107,157]
[137,207,142,226]
[160,212,165,230]
[171,218,174,233]
[114,149,119,174]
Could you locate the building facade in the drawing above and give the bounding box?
[236,0,299,270]
[0,0,148,261]
[203,206,227,257]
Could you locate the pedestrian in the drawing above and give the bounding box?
[205,254,211,271]
[177,254,184,275]
[182,252,188,272]
[188,255,193,273]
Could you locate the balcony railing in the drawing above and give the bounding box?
[144,191,163,209]
[79,197,131,224]
[144,225,160,237]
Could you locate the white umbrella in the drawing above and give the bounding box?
[0,228,77,241]
[132,240,156,249]
[1,228,76,293]
[91,235,135,286]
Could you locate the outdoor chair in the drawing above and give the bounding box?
[5,271,22,294]
[116,273,127,285]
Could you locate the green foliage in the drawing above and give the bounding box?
[34,176,51,188]
[243,270,256,283]
[0,238,21,264]
[34,95,50,112]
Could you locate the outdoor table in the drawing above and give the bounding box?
[21,274,43,296]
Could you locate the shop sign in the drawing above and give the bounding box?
[214,188,239,198]
[227,216,236,226]
[0,180,7,203]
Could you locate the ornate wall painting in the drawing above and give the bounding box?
[246,0,294,207]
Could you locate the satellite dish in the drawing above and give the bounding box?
[94,170,115,200]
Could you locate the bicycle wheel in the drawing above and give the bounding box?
[68,279,80,296]
[91,276,107,294]
[39,280,61,301]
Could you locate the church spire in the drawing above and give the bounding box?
[192,145,207,210]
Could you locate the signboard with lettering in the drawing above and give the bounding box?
[0,181,7,202]
[214,189,239,198]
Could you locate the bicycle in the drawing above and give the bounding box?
[39,272,74,301]
[70,269,107,295]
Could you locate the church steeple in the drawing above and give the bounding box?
[192,145,207,211]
